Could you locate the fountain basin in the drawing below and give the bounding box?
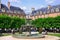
[12,33,45,39]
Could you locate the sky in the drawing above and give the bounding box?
[1,0,60,13]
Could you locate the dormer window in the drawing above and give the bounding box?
[14,10,16,13]
[44,11,46,14]
[36,11,39,15]
[7,11,10,13]
[34,13,36,15]
[56,8,59,12]
[51,9,54,13]
[18,11,20,13]
[2,8,5,12]
[40,11,42,14]
[10,11,13,13]
[47,10,50,13]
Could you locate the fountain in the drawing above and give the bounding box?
[13,15,45,39]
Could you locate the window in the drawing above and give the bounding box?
[32,16,34,20]
[13,15,16,17]
[11,15,13,16]
[9,15,11,16]
[7,11,9,13]
[2,8,5,12]
[17,15,19,17]
[14,10,17,13]
[39,15,41,18]
[18,11,20,13]
[51,9,54,13]
[44,11,46,14]
[35,16,38,19]
[26,16,29,19]
[36,11,39,15]
[45,14,48,18]
[47,10,50,13]
[10,11,13,13]
[56,8,59,12]
[40,11,42,14]
[34,13,36,15]
[36,11,39,14]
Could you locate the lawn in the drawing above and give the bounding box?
[0,33,11,36]
[48,33,60,37]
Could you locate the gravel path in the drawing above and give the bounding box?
[0,35,60,40]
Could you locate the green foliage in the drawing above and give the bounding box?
[32,16,60,28]
[0,14,25,29]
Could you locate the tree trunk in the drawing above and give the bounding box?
[39,27,42,33]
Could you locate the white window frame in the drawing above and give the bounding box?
[51,9,54,13]
[56,8,59,12]
[2,8,5,12]
[40,11,42,14]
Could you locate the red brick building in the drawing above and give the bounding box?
[29,5,60,20]
[0,1,26,18]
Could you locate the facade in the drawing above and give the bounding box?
[0,1,26,18]
[29,5,60,20]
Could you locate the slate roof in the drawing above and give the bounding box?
[31,5,60,16]
[10,6,23,12]
[0,4,25,14]
[1,4,8,11]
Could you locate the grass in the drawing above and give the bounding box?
[48,33,60,37]
[3,33,11,36]
[0,33,11,36]
[0,32,20,36]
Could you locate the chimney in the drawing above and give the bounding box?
[8,2,10,10]
[48,5,51,9]
[31,7,35,12]
[0,0,1,9]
